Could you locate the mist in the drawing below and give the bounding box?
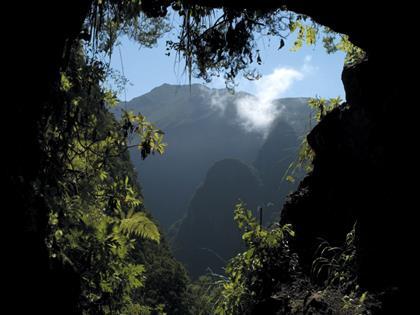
[209,56,316,137]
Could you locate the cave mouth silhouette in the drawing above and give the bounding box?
[9,1,414,313]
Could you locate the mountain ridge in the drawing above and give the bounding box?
[116,84,312,229]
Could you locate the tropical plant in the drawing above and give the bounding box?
[214,202,298,314]
[310,223,380,314]
[44,45,167,313]
[285,96,343,182]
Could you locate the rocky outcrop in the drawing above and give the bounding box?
[8,2,92,314]
[172,159,261,278]
[281,43,414,314]
[253,119,300,223]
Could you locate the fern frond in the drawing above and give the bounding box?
[120,212,160,243]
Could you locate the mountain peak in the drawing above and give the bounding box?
[150,83,210,93]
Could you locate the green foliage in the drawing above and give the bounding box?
[87,0,171,54]
[210,205,378,314]
[121,110,167,158]
[136,4,364,89]
[187,275,224,315]
[120,210,160,242]
[284,137,314,183]
[131,238,194,315]
[289,18,319,52]
[38,5,198,313]
[83,2,365,97]
[308,96,343,122]
[285,96,343,182]
[310,224,380,314]
[322,29,366,65]
[44,44,193,314]
[288,19,365,66]
[312,223,358,288]
[43,46,169,313]
[103,89,119,107]
[214,202,298,314]
[85,2,364,94]
[165,7,302,89]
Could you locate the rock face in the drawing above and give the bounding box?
[124,85,263,228]
[123,85,309,229]
[9,2,92,313]
[281,44,414,313]
[253,119,300,224]
[172,159,261,278]
[170,117,305,278]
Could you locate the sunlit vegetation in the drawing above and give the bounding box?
[285,96,343,182]
[43,45,186,313]
[193,203,379,315]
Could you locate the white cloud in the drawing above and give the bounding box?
[235,67,303,137]
[208,56,316,137]
[209,88,230,112]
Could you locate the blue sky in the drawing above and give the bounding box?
[110,31,346,102]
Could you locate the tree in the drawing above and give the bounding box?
[42,44,169,313]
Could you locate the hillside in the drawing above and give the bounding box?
[171,159,261,278]
[118,84,311,229]
[115,84,314,277]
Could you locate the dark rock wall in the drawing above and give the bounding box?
[281,21,414,314]
[173,159,261,278]
[7,1,92,314]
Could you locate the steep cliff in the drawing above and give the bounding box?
[123,85,309,229]
[172,159,261,278]
[281,34,414,315]
[253,119,301,223]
